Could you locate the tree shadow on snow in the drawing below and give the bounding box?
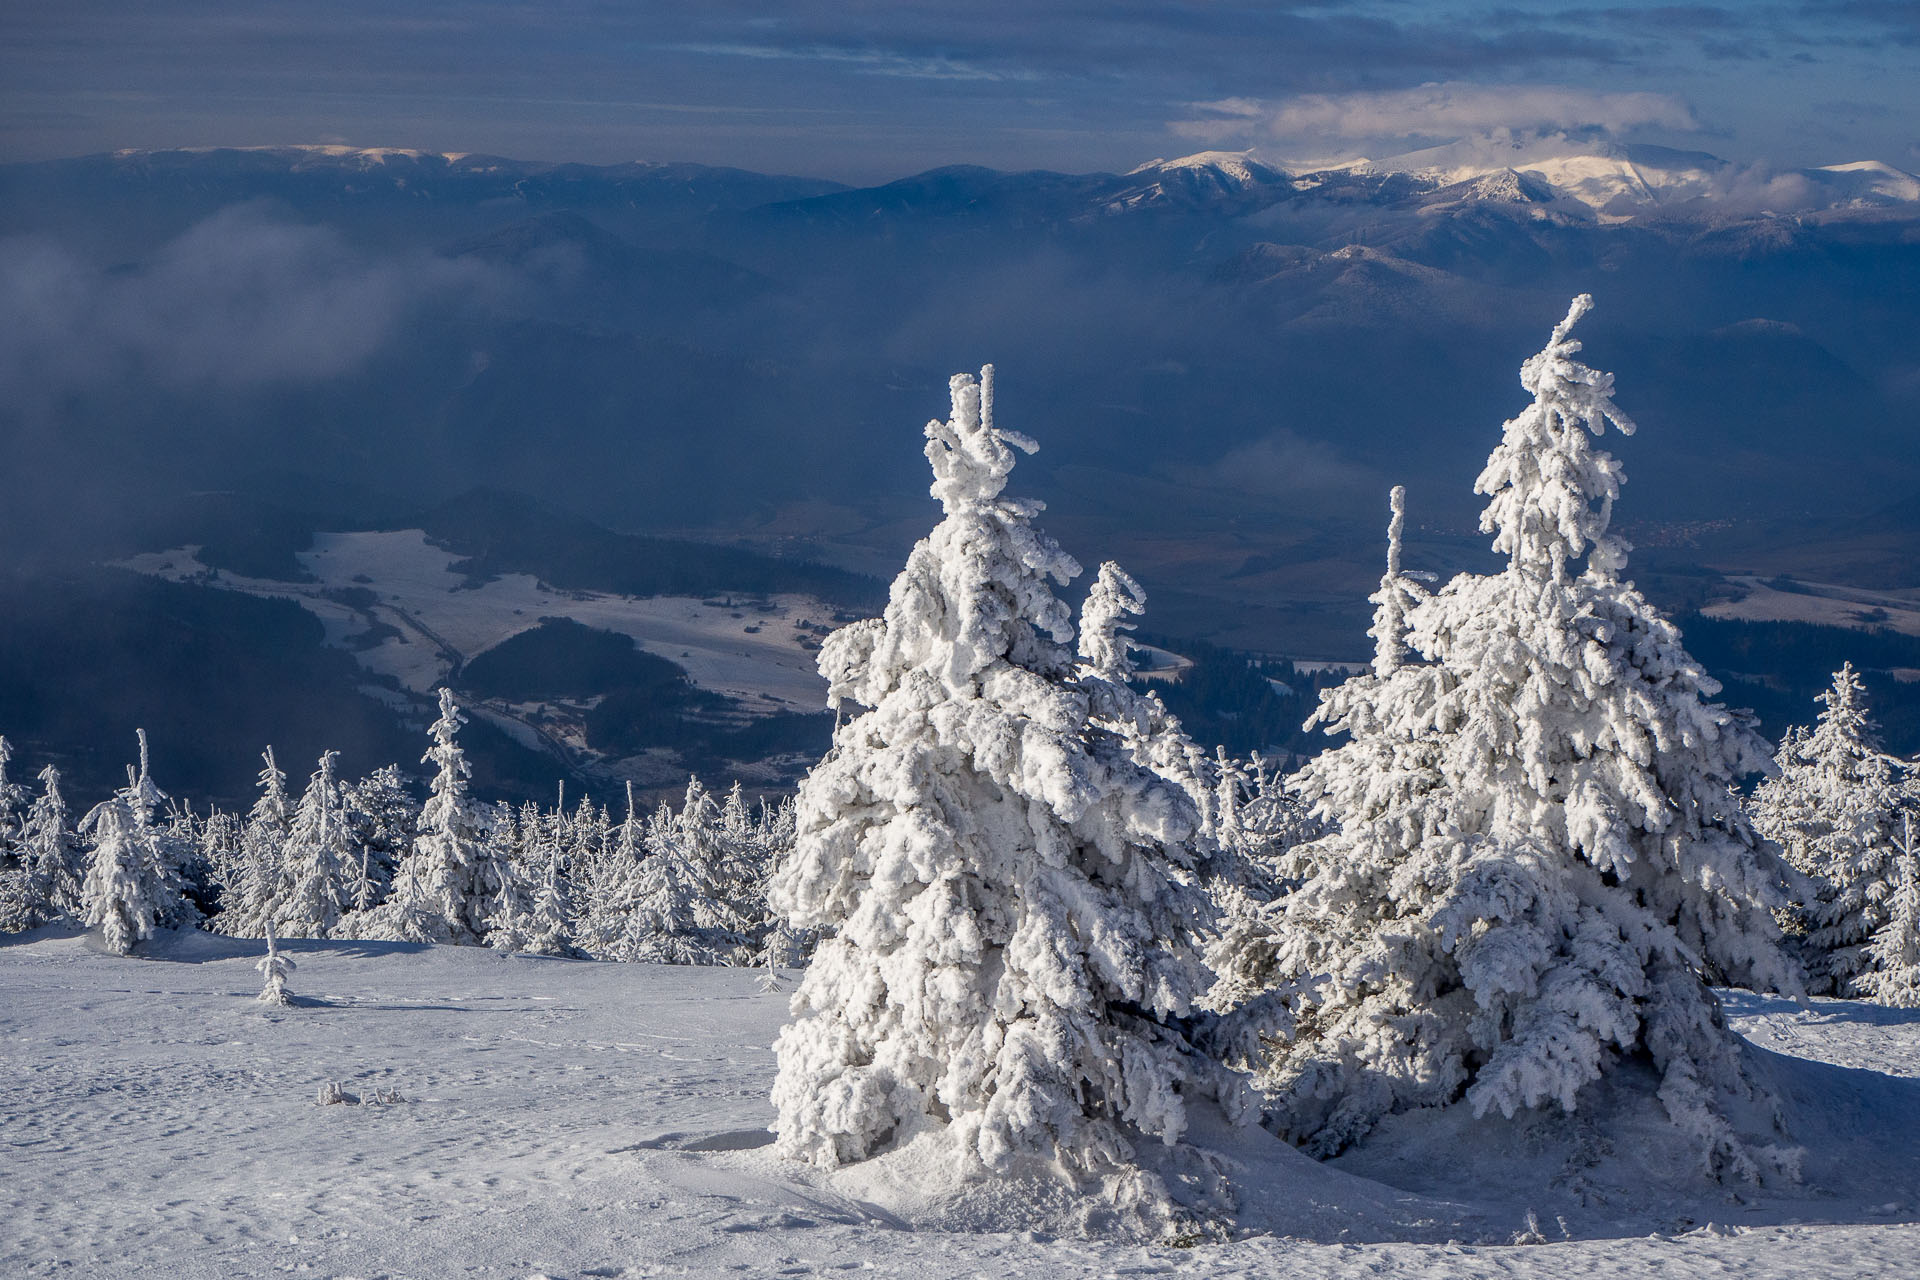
[1313,1046,1920,1245]
[1724,988,1920,1030]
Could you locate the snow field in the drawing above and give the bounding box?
[121,530,837,712]
[4,930,1920,1279]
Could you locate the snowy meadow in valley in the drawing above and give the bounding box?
[4,298,1920,1278]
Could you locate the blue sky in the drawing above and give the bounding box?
[3,2,1915,180]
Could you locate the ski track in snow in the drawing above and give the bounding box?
[4,930,1918,1279]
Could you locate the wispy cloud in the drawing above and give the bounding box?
[663,43,1035,84]
[1173,82,1699,152]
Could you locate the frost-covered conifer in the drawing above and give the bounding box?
[1208,749,1320,907]
[605,783,745,964]
[769,369,1229,1208]
[576,781,645,957]
[493,819,577,958]
[80,736,196,953]
[257,921,296,1007]
[370,689,494,944]
[273,751,359,939]
[2,763,84,932]
[344,764,416,902]
[1752,665,1910,994]
[1855,815,1920,1008]
[0,736,28,859]
[1210,298,1799,1180]
[219,748,293,937]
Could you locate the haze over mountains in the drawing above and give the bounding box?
[2,139,1917,798]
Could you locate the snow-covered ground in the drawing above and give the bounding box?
[4,930,1918,1279]
[121,531,840,712]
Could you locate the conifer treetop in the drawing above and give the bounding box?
[1078,561,1145,683]
[1368,485,1426,678]
[923,364,1038,513]
[822,364,1080,711]
[1476,293,1637,581]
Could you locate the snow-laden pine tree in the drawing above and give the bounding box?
[273,751,359,940]
[490,819,577,958]
[219,748,293,937]
[1855,814,1920,1007]
[80,736,197,953]
[1751,665,1911,995]
[768,368,1230,1209]
[368,689,494,944]
[344,763,416,906]
[602,784,743,964]
[576,781,645,958]
[1209,298,1800,1179]
[0,764,85,932]
[0,736,28,860]
[19,766,83,925]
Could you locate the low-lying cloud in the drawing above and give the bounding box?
[0,205,493,415]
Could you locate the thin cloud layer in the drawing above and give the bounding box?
[1174,83,1699,157]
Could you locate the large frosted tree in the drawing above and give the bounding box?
[1751,665,1912,995]
[769,367,1230,1216]
[1210,297,1800,1179]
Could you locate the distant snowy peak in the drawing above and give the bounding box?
[1102,150,1290,214]
[1341,140,1920,217]
[1126,150,1284,188]
[1810,160,1920,205]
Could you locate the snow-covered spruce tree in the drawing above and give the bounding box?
[80,736,197,953]
[575,781,645,958]
[485,803,577,957]
[768,368,1231,1214]
[1210,298,1801,1180]
[1855,814,1920,1007]
[218,748,293,937]
[1209,747,1322,908]
[272,751,360,940]
[1751,665,1910,995]
[18,766,84,926]
[368,689,495,944]
[343,763,416,907]
[1,763,84,932]
[604,784,744,965]
[0,735,29,860]
[1205,486,1439,1108]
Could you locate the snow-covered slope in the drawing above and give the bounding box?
[1341,139,1920,218]
[4,930,1918,1277]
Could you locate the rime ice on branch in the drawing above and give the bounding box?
[769,367,1231,1217]
[1210,297,1801,1180]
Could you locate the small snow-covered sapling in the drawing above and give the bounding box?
[257,920,296,1006]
